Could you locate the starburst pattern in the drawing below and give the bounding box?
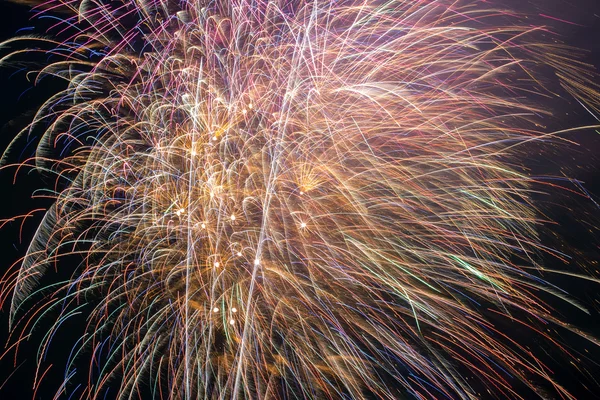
[1,0,599,399]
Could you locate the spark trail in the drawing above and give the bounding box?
[1,0,600,399]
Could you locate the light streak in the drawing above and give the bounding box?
[0,0,599,399]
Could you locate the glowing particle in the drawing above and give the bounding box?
[231,307,237,313]
[230,214,236,221]
[254,259,260,266]
[201,223,206,229]
[214,261,220,268]
[300,222,307,228]
[176,11,189,23]
[248,103,253,109]
[213,307,219,313]
[236,252,242,257]
[229,319,235,325]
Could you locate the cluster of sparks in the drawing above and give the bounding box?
[1,0,599,399]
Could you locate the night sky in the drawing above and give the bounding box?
[0,1,600,399]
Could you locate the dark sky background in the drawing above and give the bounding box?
[0,0,599,399]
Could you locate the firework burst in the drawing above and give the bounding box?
[1,0,599,399]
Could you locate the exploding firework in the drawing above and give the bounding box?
[1,0,599,399]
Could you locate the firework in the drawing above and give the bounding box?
[1,0,599,399]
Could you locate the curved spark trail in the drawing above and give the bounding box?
[1,0,599,399]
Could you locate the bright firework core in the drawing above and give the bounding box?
[0,0,599,399]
